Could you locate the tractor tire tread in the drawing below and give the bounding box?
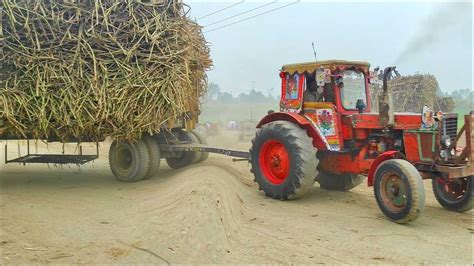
[250,121,318,200]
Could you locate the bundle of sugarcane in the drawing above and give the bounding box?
[370,74,440,113]
[437,96,455,112]
[0,0,212,142]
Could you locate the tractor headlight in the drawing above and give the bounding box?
[440,135,451,148]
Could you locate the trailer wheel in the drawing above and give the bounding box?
[165,130,197,169]
[374,159,425,224]
[316,170,365,191]
[191,130,209,162]
[250,121,318,200]
[109,139,150,182]
[432,176,472,212]
[187,132,202,164]
[142,135,161,180]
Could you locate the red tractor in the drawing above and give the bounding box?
[250,60,472,224]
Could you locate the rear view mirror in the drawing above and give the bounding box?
[368,71,375,84]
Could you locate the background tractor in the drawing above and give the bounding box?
[250,60,472,224]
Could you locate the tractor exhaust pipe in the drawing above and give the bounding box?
[379,66,397,127]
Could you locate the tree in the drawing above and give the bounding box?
[217,92,234,104]
[206,82,221,101]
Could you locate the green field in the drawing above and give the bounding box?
[453,105,472,128]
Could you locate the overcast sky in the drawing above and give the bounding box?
[187,1,472,96]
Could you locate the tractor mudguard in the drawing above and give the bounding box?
[256,112,332,151]
[367,150,404,186]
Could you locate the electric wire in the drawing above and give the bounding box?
[204,1,277,28]
[196,1,245,20]
[204,1,300,33]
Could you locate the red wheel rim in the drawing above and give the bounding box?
[259,139,290,185]
[435,177,469,202]
[380,171,408,211]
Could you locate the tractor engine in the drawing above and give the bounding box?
[366,130,404,159]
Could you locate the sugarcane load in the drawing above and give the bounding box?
[0,0,212,142]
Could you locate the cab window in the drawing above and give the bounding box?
[340,70,366,109]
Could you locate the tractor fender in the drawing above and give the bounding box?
[256,112,331,151]
[367,151,404,186]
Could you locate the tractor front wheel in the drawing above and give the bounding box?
[432,176,472,212]
[374,159,425,224]
[316,170,365,191]
[250,121,318,200]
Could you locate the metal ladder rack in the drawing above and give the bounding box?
[4,140,99,165]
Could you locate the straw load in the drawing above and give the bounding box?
[0,0,212,142]
[370,74,453,113]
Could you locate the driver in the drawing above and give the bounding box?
[303,80,320,102]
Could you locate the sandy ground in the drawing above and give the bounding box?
[0,131,473,264]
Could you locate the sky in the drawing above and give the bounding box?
[186,1,472,97]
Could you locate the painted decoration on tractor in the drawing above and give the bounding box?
[316,109,336,136]
[421,105,438,130]
[286,74,299,100]
[280,72,303,111]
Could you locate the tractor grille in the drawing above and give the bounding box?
[442,113,458,143]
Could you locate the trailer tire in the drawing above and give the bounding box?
[432,176,472,212]
[250,121,318,200]
[165,131,197,169]
[191,130,209,162]
[142,135,161,180]
[316,170,365,191]
[109,139,150,182]
[374,159,425,224]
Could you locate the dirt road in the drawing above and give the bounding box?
[1,132,472,264]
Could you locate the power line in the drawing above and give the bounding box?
[205,1,300,33]
[204,1,277,28]
[196,1,245,20]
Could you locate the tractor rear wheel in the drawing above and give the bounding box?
[374,159,425,224]
[142,135,161,180]
[191,130,209,162]
[165,130,198,169]
[109,139,150,182]
[316,170,365,191]
[432,176,472,212]
[250,121,318,200]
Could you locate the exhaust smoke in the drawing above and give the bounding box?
[395,2,472,65]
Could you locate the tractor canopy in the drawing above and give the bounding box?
[281,60,370,74]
